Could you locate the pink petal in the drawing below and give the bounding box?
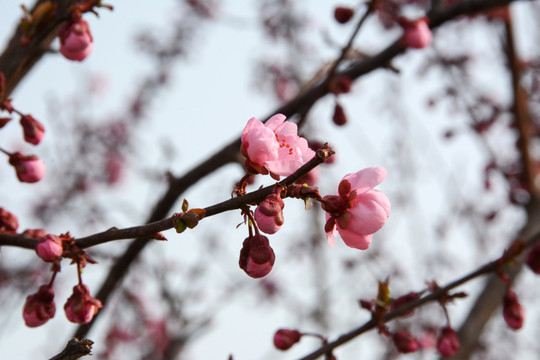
[345,190,391,235]
[241,117,263,143]
[338,229,372,250]
[264,113,287,131]
[246,127,279,164]
[325,213,337,247]
[342,167,387,195]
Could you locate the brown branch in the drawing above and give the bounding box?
[0,0,79,101]
[67,0,533,341]
[298,231,540,360]
[49,338,93,360]
[0,146,333,250]
[449,10,540,360]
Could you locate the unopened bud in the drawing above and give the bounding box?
[273,329,302,351]
[393,330,419,354]
[334,7,354,24]
[503,290,525,330]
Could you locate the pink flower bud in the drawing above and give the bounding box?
[390,292,419,317]
[273,329,302,351]
[332,103,347,126]
[20,114,45,145]
[36,234,63,261]
[8,152,46,183]
[334,7,354,24]
[22,285,56,327]
[329,76,353,95]
[526,243,540,274]
[59,19,93,61]
[392,330,419,354]
[254,194,285,234]
[0,207,18,233]
[400,18,432,49]
[437,327,460,357]
[239,234,275,278]
[23,228,47,238]
[503,290,525,330]
[322,167,390,250]
[64,283,103,324]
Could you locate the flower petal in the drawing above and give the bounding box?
[345,190,390,235]
[338,228,373,250]
[342,167,387,195]
[264,113,287,131]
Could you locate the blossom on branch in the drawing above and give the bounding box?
[239,233,275,278]
[23,285,56,327]
[437,327,460,357]
[241,114,314,178]
[273,329,302,351]
[0,207,18,233]
[64,284,102,324]
[322,167,390,250]
[399,17,432,49]
[36,234,63,262]
[503,290,525,330]
[8,152,46,183]
[20,114,45,145]
[254,193,284,234]
[59,19,93,61]
[392,330,419,354]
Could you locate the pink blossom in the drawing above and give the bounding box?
[254,193,284,234]
[0,207,18,233]
[241,114,315,178]
[239,233,275,278]
[437,327,460,357]
[23,285,56,327]
[393,330,419,354]
[8,152,46,183]
[59,19,93,61]
[20,114,45,145]
[273,329,302,351]
[400,17,432,49]
[503,290,525,330]
[322,167,390,250]
[35,234,63,262]
[64,283,103,324]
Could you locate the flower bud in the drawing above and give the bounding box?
[0,207,18,233]
[329,76,353,95]
[400,17,432,49]
[526,243,540,274]
[332,103,347,126]
[59,19,93,61]
[437,327,460,357]
[503,290,525,330]
[20,114,45,145]
[8,152,46,183]
[390,292,419,317]
[22,285,56,327]
[393,330,419,354]
[254,194,284,234]
[334,7,354,24]
[64,283,103,324]
[273,329,302,351]
[239,234,275,278]
[36,234,63,261]
[23,228,47,238]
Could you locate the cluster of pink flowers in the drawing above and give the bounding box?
[239,114,391,279]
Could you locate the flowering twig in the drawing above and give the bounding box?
[297,231,540,360]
